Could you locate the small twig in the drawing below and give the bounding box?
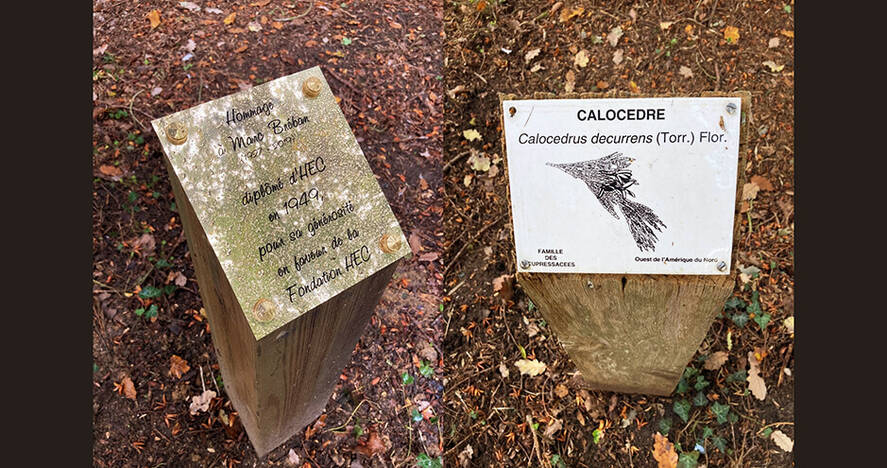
[273,1,314,21]
[527,415,548,468]
[199,365,206,393]
[442,150,471,172]
[128,89,146,129]
[757,421,793,433]
[325,399,366,432]
[442,215,504,276]
[209,365,220,395]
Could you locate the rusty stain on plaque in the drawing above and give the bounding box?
[150,67,410,340]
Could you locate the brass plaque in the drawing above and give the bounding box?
[151,66,410,340]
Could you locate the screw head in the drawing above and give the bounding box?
[253,298,276,323]
[586,280,594,289]
[166,122,188,145]
[520,260,531,270]
[717,261,727,272]
[303,76,323,98]
[379,233,402,253]
[508,106,517,117]
[726,103,737,115]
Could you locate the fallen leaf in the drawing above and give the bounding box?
[250,0,272,6]
[526,322,540,337]
[189,389,217,415]
[612,49,623,65]
[151,87,163,96]
[704,351,729,370]
[574,49,590,67]
[762,60,784,72]
[629,8,637,21]
[559,6,584,23]
[99,164,123,177]
[747,351,767,400]
[147,10,161,29]
[525,48,541,63]
[286,448,301,466]
[565,70,576,92]
[652,432,678,468]
[458,445,474,467]
[353,430,388,457]
[408,233,423,254]
[169,355,190,379]
[234,44,248,53]
[133,233,156,257]
[184,38,197,52]
[750,175,775,191]
[783,316,794,334]
[659,21,673,30]
[554,384,569,398]
[607,26,623,47]
[463,174,473,186]
[780,29,794,38]
[419,341,438,362]
[515,359,547,376]
[173,271,188,287]
[248,21,262,32]
[93,43,109,56]
[467,152,491,171]
[723,26,740,44]
[771,430,793,452]
[492,274,514,301]
[463,129,482,142]
[178,2,201,12]
[543,418,563,438]
[418,252,439,262]
[223,12,237,25]
[679,66,694,78]
[742,182,760,201]
[122,376,137,400]
[768,37,780,48]
[739,264,761,284]
[596,80,609,89]
[447,85,466,99]
[629,81,640,93]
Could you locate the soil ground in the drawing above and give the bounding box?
[442,1,794,467]
[92,1,443,466]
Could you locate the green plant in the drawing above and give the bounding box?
[419,361,434,378]
[401,372,414,385]
[416,453,442,468]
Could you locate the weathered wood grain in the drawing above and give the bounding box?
[501,91,750,395]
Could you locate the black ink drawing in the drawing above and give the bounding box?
[547,152,666,251]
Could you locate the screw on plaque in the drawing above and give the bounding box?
[586,280,594,289]
[717,261,727,272]
[508,106,517,117]
[166,122,188,145]
[303,77,323,98]
[726,103,737,115]
[253,298,276,323]
[379,233,402,253]
[520,260,531,270]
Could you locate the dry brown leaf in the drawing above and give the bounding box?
[565,70,576,93]
[554,384,569,398]
[750,175,775,191]
[515,359,546,376]
[525,48,541,63]
[629,81,640,93]
[543,418,563,438]
[607,26,623,47]
[418,252,439,262]
[723,26,740,44]
[492,274,514,301]
[704,351,729,370]
[458,444,474,467]
[223,12,237,25]
[559,6,584,23]
[679,66,694,78]
[747,351,767,400]
[174,271,188,287]
[574,49,590,68]
[659,21,673,30]
[742,182,760,201]
[147,10,161,29]
[353,430,388,457]
[189,389,216,414]
[612,49,623,65]
[99,164,123,177]
[596,80,609,89]
[408,233,423,254]
[768,37,780,48]
[780,29,794,38]
[122,376,137,400]
[652,432,678,468]
[286,449,301,466]
[250,0,272,6]
[234,44,248,53]
[771,430,794,452]
[498,363,510,379]
[169,355,190,379]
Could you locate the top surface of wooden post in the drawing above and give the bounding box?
[501,94,745,276]
[151,66,410,340]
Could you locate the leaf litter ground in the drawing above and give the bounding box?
[93,1,444,466]
[443,1,794,466]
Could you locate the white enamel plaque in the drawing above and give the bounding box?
[503,97,742,275]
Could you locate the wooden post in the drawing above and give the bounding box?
[501,92,750,396]
[152,68,411,455]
